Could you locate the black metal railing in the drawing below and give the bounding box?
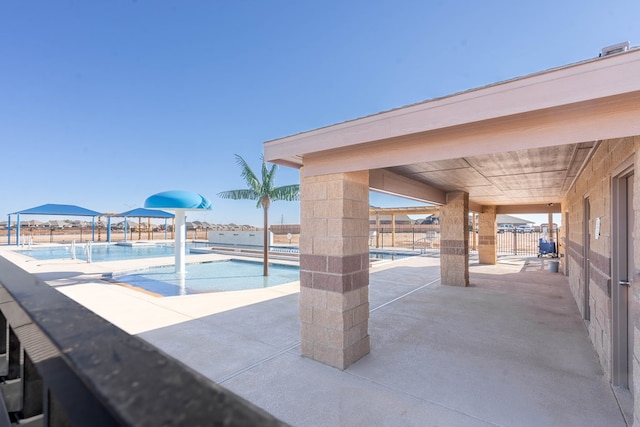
[0,256,286,426]
[368,226,485,254]
[496,229,560,257]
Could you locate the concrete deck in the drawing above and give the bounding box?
[0,246,627,426]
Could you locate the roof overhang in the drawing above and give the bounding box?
[264,48,640,210]
[265,49,640,171]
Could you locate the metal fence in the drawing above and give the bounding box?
[496,229,560,257]
[0,257,285,426]
[369,225,480,254]
[0,227,204,245]
[369,225,443,252]
[369,224,559,257]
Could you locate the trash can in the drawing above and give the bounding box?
[549,260,559,273]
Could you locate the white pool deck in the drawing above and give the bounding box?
[0,244,300,335]
[0,244,629,426]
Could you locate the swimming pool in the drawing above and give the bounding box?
[19,243,196,262]
[19,243,419,264]
[111,260,300,296]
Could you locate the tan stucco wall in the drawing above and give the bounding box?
[561,138,639,382]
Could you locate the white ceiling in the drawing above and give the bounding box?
[385,142,597,206]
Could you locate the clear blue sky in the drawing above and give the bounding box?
[2,1,638,226]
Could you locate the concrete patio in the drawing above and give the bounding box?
[93,254,625,427]
[2,245,623,426]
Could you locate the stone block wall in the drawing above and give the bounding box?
[632,147,640,426]
[562,138,638,380]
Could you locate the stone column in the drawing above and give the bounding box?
[299,169,370,369]
[478,206,498,265]
[440,191,469,286]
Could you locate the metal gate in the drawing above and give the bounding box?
[496,229,559,256]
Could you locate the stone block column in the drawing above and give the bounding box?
[299,169,370,369]
[440,191,469,286]
[478,205,498,265]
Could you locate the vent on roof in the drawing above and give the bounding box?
[599,41,630,57]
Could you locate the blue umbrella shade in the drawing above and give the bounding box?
[11,203,102,216]
[115,208,175,218]
[144,191,212,210]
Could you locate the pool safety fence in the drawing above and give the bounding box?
[369,225,559,257]
[0,256,285,426]
[497,228,560,257]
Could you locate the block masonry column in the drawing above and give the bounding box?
[440,191,469,286]
[478,205,498,265]
[299,169,370,369]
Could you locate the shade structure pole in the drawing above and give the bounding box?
[16,214,21,247]
[7,215,10,245]
[107,217,112,243]
[175,209,186,275]
[144,190,212,278]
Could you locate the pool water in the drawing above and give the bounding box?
[112,260,300,296]
[20,243,418,263]
[369,250,420,261]
[19,243,195,262]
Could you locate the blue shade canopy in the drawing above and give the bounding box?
[11,203,102,216]
[114,208,175,218]
[144,191,212,210]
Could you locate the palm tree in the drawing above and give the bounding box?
[218,154,300,276]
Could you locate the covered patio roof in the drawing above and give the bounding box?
[113,208,175,219]
[10,203,102,217]
[7,204,102,245]
[264,48,640,213]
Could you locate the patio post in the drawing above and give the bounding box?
[440,191,469,286]
[478,206,498,264]
[299,169,370,369]
[174,210,186,275]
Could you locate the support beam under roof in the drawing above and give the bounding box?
[369,169,446,205]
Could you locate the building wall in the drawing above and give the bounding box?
[562,138,639,379]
